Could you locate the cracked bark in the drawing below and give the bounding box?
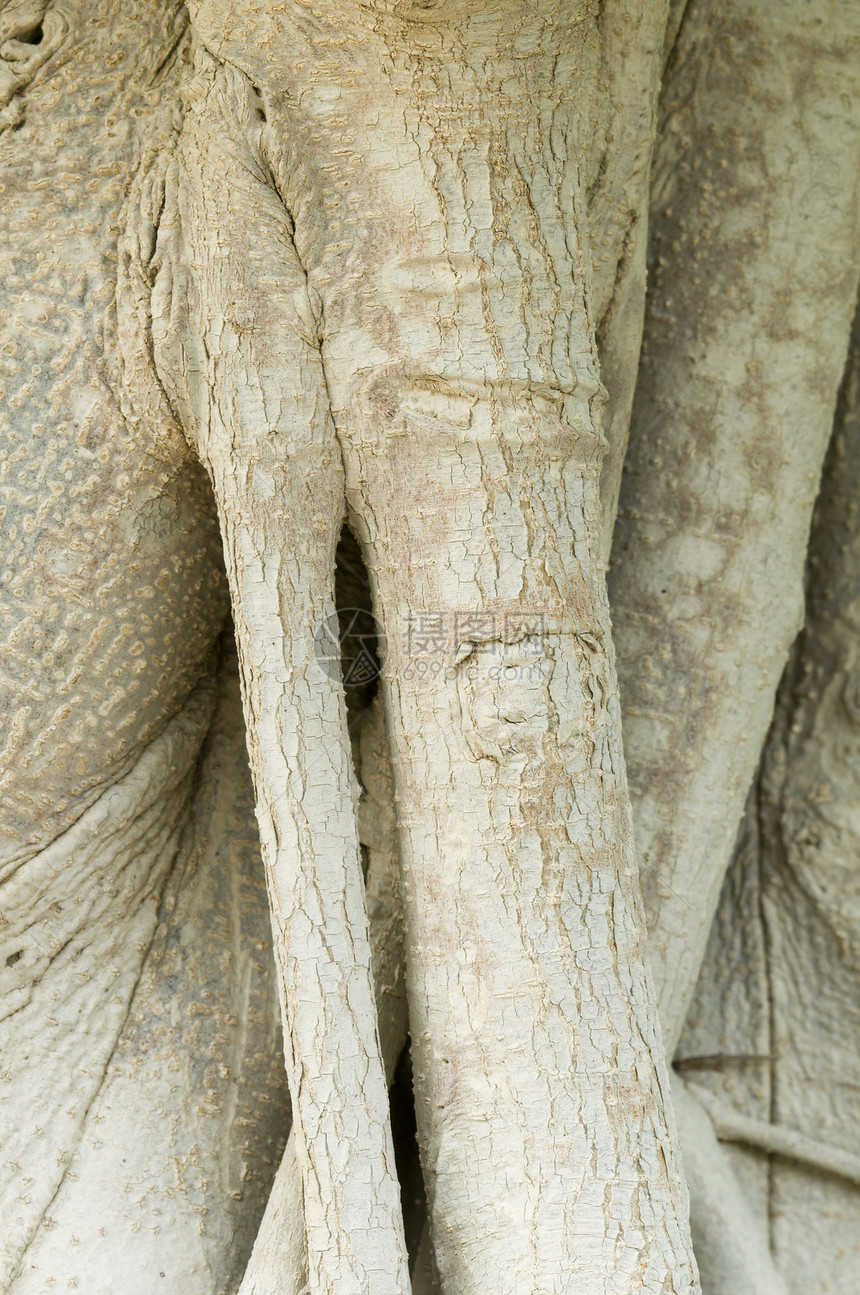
[131,3,697,1289]
[143,57,410,1295]
[9,0,860,1291]
[605,5,860,1289]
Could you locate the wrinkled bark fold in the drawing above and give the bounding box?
[610,0,860,1054]
[142,59,410,1295]
[134,3,698,1289]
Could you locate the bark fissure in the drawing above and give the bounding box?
[12,0,860,1290]
[131,4,698,1290]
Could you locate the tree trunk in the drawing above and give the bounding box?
[4,0,860,1292]
[609,0,860,1054]
[132,2,697,1290]
[679,313,860,1295]
[7,639,290,1295]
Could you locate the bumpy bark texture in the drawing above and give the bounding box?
[237,693,410,1295]
[0,5,289,1289]
[679,322,860,1294]
[132,2,698,1291]
[0,0,225,866]
[604,6,860,1288]
[9,642,290,1295]
[11,0,860,1293]
[609,0,860,1054]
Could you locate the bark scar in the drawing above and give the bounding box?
[0,3,68,134]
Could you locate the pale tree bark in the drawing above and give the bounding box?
[605,4,860,1288]
[680,316,860,1295]
[0,3,276,1287]
[140,56,412,1295]
[8,639,290,1295]
[4,0,860,1293]
[609,0,860,1055]
[133,2,696,1288]
[237,693,410,1295]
